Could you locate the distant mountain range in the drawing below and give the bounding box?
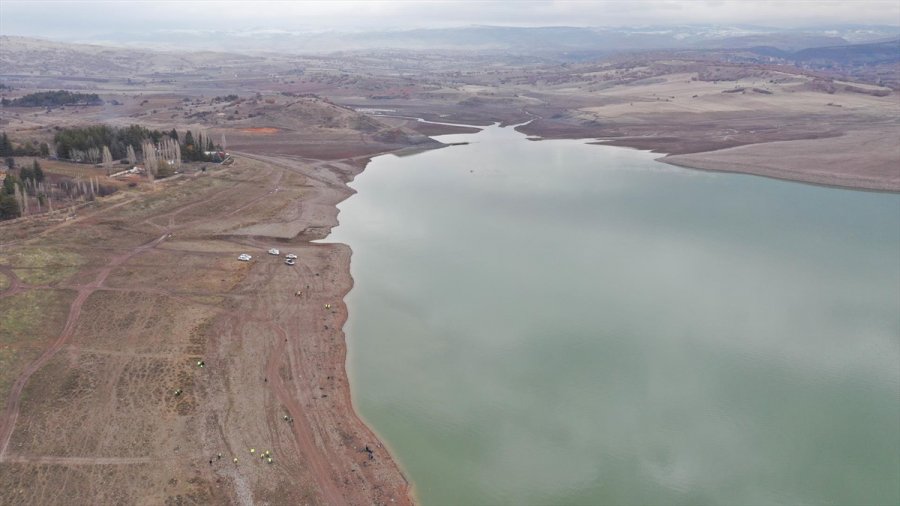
[748,38,900,66]
[57,24,900,54]
[1,26,896,81]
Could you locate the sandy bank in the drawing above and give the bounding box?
[204,153,418,505]
[659,130,900,192]
[519,119,899,192]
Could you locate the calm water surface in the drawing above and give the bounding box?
[330,124,900,506]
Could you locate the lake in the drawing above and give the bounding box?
[329,124,900,506]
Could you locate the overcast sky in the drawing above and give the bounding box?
[2,0,899,38]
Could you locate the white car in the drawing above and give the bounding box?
[284,258,296,266]
[238,253,252,261]
[268,248,280,256]
[285,253,298,260]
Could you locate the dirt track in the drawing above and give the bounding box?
[0,154,413,505]
[0,231,170,459]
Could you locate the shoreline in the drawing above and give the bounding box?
[216,126,895,504]
[313,124,897,499]
[341,256,422,505]
[308,154,421,506]
[231,150,419,505]
[658,156,900,194]
[518,122,900,193]
[268,125,900,501]
[0,150,421,505]
[3,118,893,503]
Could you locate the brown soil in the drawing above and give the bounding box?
[0,153,415,505]
[659,129,900,191]
[516,70,899,191]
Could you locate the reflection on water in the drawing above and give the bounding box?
[330,125,900,506]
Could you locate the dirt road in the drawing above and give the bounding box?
[0,231,169,460]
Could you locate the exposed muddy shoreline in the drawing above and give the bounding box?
[0,150,422,505]
[517,120,900,192]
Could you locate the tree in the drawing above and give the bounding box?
[0,193,20,219]
[39,142,49,157]
[20,141,36,156]
[181,130,198,161]
[2,173,19,194]
[0,132,12,156]
[4,90,102,107]
[169,128,179,141]
[110,139,124,161]
[53,124,160,160]
[4,156,13,170]
[102,145,113,167]
[15,183,27,216]
[0,174,22,219]
[141,140,158,180]
[19,164,33,182]
[32,159,44,182]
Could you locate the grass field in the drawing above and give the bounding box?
[0,247,86,285]
[0,290,75,403]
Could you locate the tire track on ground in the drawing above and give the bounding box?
[2,455,174,465]
[266,320,345,506]
[0,232,169,461]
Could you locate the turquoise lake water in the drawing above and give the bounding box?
[330,124,900,506]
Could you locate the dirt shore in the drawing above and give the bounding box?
[0,153,414,505]
[518,120,900,192]
[513,68,900,192]
[657,129,900,192]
